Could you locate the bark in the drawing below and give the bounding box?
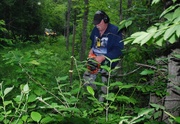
[80,0,89,61]
[66,0,71,50]
[119,0,123,21]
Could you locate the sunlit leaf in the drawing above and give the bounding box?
[150,103,165,110]
[151,0,160,5]
[173,16,180,23]
[23,84,29,94]
[147,26,157,33]
[28,60,40,65]
[4,86,14,97]
[31,111,42,122]
[28,94,37,103]
[176,25,180,37]
[173,7,180,20]
[168,33,177,44]
[153,29,165,39]
[131,32,145,37]
[4,101,12,106]
[22,115,28,122]
[132,32,148,44]
[140,33,154,46]
[87,86,95,96]
[140,69,154,75]
[160,5,178,18]
[164,13,173,21]
[138,108,154,117]
[164,25,177,40]
[156,37,164,46]
[125,20,132,28]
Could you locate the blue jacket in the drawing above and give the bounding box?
[90,23,124,68]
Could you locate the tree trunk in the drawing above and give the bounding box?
[162,48,180,123]
[127,0,132,8]
[66,0,71,50]
[119,0,123,21]
[80,0,89,61]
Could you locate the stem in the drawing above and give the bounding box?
[58,84,70,108]
[71,56,83,107]
[15,93,28,124]
[19,63,66,106]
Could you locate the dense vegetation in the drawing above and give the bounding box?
[0,0,180,124]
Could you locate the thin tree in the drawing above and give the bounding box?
[80,0,89,61]
[66,0,72,50]
[69,11,77,85]
[119,0,123,21]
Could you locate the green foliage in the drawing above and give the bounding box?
[124,4,180,46]
[0,0,179,124]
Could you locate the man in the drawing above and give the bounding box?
[83,10,124,101]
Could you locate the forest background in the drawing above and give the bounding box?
[0,0,180,124]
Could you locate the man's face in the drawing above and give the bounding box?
[95,20,106,31]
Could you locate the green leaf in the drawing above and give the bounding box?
[138,108,154,117]
[5,110,12,115]
[94,81,105,86]
[132,32,148,44]
[125,20,132,28]
[154,111,162,119]
[28,60,40,65]
[150,103,165,110]
[41,116,54,123]
[164,13,173,21]
[168,33,177,44]
[176,25,180,37]
[147,26,157,33]
[31,111,42,122]
[153,29,165,39]
[55,76,68,82]
[123,37,134,45]
[164,25,177,40]
[120,84,135,89]
[140,33,154,46]
[156,37,164,46]
[173,15,180,23]
[110,81,123,87]
[140,69,154,75]
[87,86,95,96]
[23,84,29,94]
[173,7,180,20]
[131,32,145,37]
[4,101,12,106]
[175,117,180,123]
[106,93,115,101]
[4,86,14,97]
[28,94,37,103]
[22,115,28,122]
[151,0,160,5]
[160,5,178,18]
[116,95,137,104]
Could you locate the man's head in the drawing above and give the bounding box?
[93,10,109,25]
